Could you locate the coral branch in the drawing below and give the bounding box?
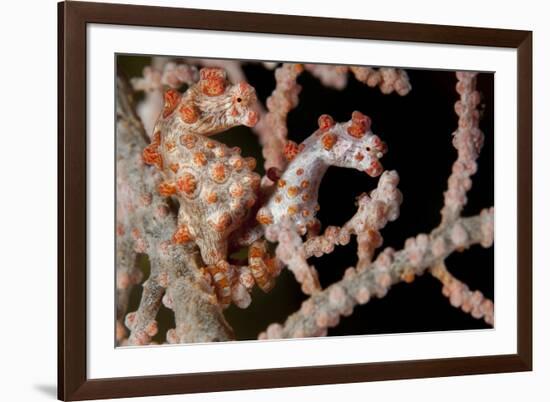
[260,63,303,176]
[115,239,142,342]
[124,275,163,345]
[270,218,321,295]
[304,64,348,90]
[441,72,484,224]
[259,210,493,339]
[350,66,412,96]
[116,74,235,344]
[131,63,200,136]
[303,170,402,270]
[131,63,199,93]
[120,57,493,345]
[304,64,411,95]
[165,247,234,343]
[431,262,494,325]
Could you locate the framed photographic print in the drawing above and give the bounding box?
[58,1,532,400]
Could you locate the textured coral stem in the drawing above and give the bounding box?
[303,64,412,96]
[169,275,234,343]
[126,275,163,346]
[431,262,494,325]
[260,63,303,177]
[441,72,484,224]
[117,75,236,343]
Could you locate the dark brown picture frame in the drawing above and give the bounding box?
[58,1,532,400]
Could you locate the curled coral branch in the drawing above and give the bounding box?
[302,170,402,270]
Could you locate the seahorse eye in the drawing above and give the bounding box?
[237,97,242,103]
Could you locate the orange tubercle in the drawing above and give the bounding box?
[142,132,163,169]
[199,68,227,96]
[402,270,416,284]
[365,160,383,177]
[211,163,227,183]
[244,157,257,171]
[162,89,181,118]
[211,213,233,233]
[283,140,302,161]
[172,225,193,244]
[287,186,300,198]
[231,157,244,171]
[180,134,197,149]
[230,183,244,198]
[179,104,199,124]
[318,114,335,131]
[257,209,274,225]
[206,192,218,204]
[347,111,371,138]
[322,133,337,150]
[158,182,177,196]
[164,140,176,152]
[169,163,180,173]
[176,173,198,196]
[287,205,298,216]
[193,152,207,166]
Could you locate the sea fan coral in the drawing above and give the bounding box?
[116,56,494,345]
